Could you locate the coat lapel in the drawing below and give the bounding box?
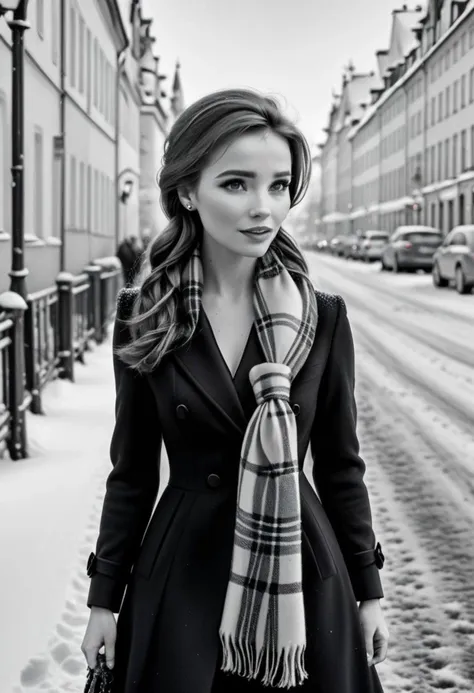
[172,312,250,436]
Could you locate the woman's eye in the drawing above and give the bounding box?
[221,179,291,192]
[273,180,291,192]
[223,179,244,191]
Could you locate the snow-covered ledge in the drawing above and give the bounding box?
[24,233,46,247]
[93,256,121,270]
[45,236,62,247]
[0,290,28,311]
[0,230,10,242]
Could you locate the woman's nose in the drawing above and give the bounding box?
[248,196,272,218]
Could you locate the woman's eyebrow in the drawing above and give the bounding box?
[214,169,292,179]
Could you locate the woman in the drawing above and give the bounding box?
[81,88,389,693]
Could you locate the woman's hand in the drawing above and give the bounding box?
[359,599,389,667]
[81,606,117,670]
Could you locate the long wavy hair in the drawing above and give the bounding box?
[118,88,313,373]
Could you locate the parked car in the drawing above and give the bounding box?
[381,226,443,272]
[316,239,329,252]
[342,234,361,259]
[329,236,344,256]
[350,232,368,260]
[432,225,474,294]
[359,230,390,262]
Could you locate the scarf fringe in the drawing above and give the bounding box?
[220,633,308,689]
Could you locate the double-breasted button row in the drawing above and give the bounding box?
[176,403,299,420]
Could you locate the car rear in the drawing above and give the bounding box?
[361,232,390,261]
[396,227,443,269]
[463,230,474,284]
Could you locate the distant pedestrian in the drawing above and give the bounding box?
[116,233,141,287]
[82,88,389,693]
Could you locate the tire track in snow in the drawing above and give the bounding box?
[355,351,474,687]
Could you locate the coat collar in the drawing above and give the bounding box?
[172,311,254,436]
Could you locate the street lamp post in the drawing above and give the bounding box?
[1,0,30,300]
[0,0,30,460]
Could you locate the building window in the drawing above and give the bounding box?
[445,86,450,118]
[445,138,450,179]
[431,202,436,228]
[93,39,98,107]
[70,6,76,88]
[94,169,99,231]
[470,68,474,103]
[105,63,109,122]
[461,74,466,108]
[79,16,84,94]
[70,156,77,228]
[79,162,85,228]
[34,130,43,238]
[461,130,467,172]
[86,28,91,107]
[0,95,6,233]
[431,145,436,184]
[453,134,458,178]
[52,138,61,238]
[471,126,474,168]
[86,165,91,230]
[37,0,44,38]
[461,33,466,56]
[448,199,454,230]
[438,91,443,121]
[52,0,58,65]
[99,51,104,115]
[459,194,465,225]
[453,80,458,113]
[453,41,459,63]
[431,97,436,125]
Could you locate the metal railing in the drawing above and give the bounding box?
[0,264,122,459]
[25,286,60,414]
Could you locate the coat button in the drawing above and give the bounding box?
[292,403,300,416]
[176,404,189,420]
[86,552,97,578]
[207,473,221,488]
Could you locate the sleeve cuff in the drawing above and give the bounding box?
[349,563,385,602]
[87,573,127,614]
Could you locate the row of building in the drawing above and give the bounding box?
[0,0,184,295]
[317,0,474,240]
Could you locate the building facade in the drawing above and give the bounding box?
[319,0,474,239]
[0,0,185,296]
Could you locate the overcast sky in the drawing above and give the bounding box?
[140,0,424,150]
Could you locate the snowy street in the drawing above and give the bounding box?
[0,255,473,692]
[309,252,474,692]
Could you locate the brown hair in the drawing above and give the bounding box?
[118,88,313,373]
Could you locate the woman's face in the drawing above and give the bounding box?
[187,130,293,258]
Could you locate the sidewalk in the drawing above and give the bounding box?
[0,334,169,692]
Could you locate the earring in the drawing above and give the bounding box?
[187,204,193,210]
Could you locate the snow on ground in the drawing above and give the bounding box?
[1,253,473,692]
[308,252,474,691]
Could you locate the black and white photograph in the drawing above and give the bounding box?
[0,1,473,692]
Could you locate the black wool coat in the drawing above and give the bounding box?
[86,286,386,693]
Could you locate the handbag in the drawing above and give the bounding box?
[84,652,114,693]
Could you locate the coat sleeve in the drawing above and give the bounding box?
[86,289,162,613]
[310,294,385,602]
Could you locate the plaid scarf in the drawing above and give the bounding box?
[182,240,317,688]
